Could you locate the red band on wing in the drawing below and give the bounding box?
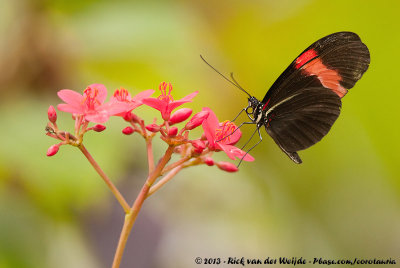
[295,49,318,69]
[262,98,270,111]
[301,58,347,98]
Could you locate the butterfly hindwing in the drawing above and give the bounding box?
[264,87,342,162]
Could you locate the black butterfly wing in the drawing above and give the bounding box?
[265,87,341,164]
[261,32,369,163]
[262,31,370,105]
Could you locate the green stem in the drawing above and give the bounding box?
[79,144,130,214]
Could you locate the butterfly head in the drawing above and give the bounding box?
[245,96,262,123]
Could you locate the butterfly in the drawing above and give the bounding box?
[202,31,370,164]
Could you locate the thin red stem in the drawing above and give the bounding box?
[148,165,183,197]
[112,146,175,268]
[79,144,130,213]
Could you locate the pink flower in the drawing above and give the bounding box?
[142,82,198,121]
[111,88,154,117]
[57,84,131,123]
[201,107,254,162]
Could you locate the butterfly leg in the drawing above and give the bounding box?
[237,126,263,167]
[231,108,246,122]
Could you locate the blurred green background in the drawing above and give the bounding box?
[1,0,399,267]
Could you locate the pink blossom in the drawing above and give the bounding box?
[201,107,254,162]
[57,84,131,123]
[142,82,198,121]
[111,88,154,117]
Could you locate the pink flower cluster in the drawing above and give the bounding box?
[46,82,254,172]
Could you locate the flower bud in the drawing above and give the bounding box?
[168,127,178,137]
[145,124,160,132]
[122,126,135,135]
[204,157,214,166]
[123,112,133,122]
[185,111,209,130]
[93,124,106,132]
[191,140,206,153]
[169,108,192,125]
[174,145,182,154]
[48,105,57,123]
[47,144,60,156]
[216,161,238,172]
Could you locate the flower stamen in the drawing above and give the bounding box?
[82,86,100,109]
[113,88,130,102]
[215,120,236,142]
[158,82,174,102]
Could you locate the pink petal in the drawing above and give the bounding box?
[132,89,155,102]
[88,84,107,103]
[167,91,198,112]
[57,90,83,107]
[179,91,198,102]
[201,107,219,147]
[57,103,84,114]
[84,110,110,123]
[100,101,132,115]
[142,98,167,112]
[220,123,242,145]
[218,144,255,162]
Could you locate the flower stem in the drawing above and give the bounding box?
[112,145,175,268]
[146,137,155,173]
[161,156,189,175]
[148,165,183,197]
[78,144,130,213]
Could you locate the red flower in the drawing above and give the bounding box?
[201,107,254,162]
[57,84,130,123]
[111,88,154,117]
[142,82,198,121]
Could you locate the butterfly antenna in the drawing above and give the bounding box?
[200,55,251,98]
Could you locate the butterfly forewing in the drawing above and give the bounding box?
[262,32,370,105]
